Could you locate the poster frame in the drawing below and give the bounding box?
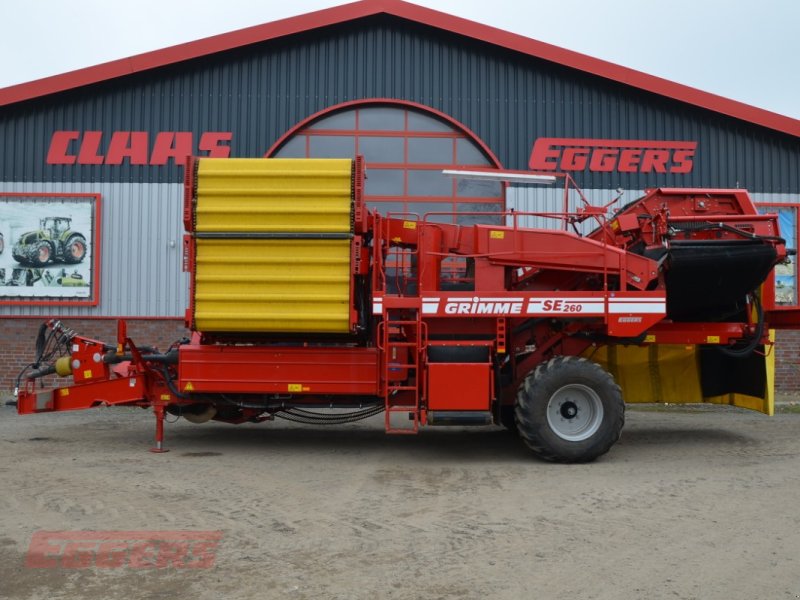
[0,192,101,307]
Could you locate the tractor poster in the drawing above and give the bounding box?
[0,194,98,303]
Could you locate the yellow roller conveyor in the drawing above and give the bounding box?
[192,158,355,334]
[195,158,353,233]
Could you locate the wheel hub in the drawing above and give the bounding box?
[560,401,578,419]
[546,384,604,442]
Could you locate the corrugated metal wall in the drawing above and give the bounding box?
[0,14,798,318]
[1,16,798,190]
[0,182,186,316]
[505,186,636,234]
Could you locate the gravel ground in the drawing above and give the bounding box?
[1,402,800,600]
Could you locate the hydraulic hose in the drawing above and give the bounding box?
[718,293,765,358]
[23,350,180,381]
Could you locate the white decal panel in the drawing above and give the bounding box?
[373,294,666,320]
[421,297,441,315]
[526,298,604,315]
[608,298,666,314]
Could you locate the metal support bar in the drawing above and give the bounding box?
[149,404,169,454]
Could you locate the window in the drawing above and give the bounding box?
[271,102,503,225]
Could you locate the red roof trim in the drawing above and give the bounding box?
[1,0,798,138]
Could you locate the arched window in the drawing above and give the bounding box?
[269,101,503,225]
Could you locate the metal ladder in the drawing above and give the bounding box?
[382,308,424,434]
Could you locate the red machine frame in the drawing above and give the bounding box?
[16,159,797,459]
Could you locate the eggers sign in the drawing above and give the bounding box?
[529,138,696,173]
[26,530,222,569]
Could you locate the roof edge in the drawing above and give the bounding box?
[1,0,798,138]
[0,1,384,107]
[389,1,800,138]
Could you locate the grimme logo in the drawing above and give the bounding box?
[443,299,524,315]
[26,530,222,569]
[529,138,696,173]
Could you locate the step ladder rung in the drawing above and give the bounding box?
[383,309,423,435]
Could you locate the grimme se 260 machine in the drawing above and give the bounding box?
[15,157,799,462]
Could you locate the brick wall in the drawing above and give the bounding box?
[775,330,800,392]
[0,318,188,392]
[1,318,799,393]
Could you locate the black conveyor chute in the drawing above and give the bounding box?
[657,241,777,321]
[699,345,767,399]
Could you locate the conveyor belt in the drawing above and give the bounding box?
[659,241,777,321]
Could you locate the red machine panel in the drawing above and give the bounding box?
[178,345,380,395]
[426,363,491,411]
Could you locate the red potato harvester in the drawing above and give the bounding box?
[15,157,799,462]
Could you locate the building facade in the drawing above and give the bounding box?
[1,0,799,389]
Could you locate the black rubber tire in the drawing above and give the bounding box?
[30,241,52,267]
[515,356,624,463]
[498,404,518,434]
[63,235,87,264]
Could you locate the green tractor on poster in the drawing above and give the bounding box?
[12,217,87,267]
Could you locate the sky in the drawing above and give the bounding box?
[0,0,798,120]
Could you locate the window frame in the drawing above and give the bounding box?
[756,202,799,310]
[266,99,504,224]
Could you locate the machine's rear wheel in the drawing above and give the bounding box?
[515,356,624,463]
[498,404,518,434]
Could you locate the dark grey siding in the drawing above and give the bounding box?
[1,15,798,192]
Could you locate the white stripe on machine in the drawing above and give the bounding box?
[608,301,666,314]
[374,295,666,317]
[526,300,604,315]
